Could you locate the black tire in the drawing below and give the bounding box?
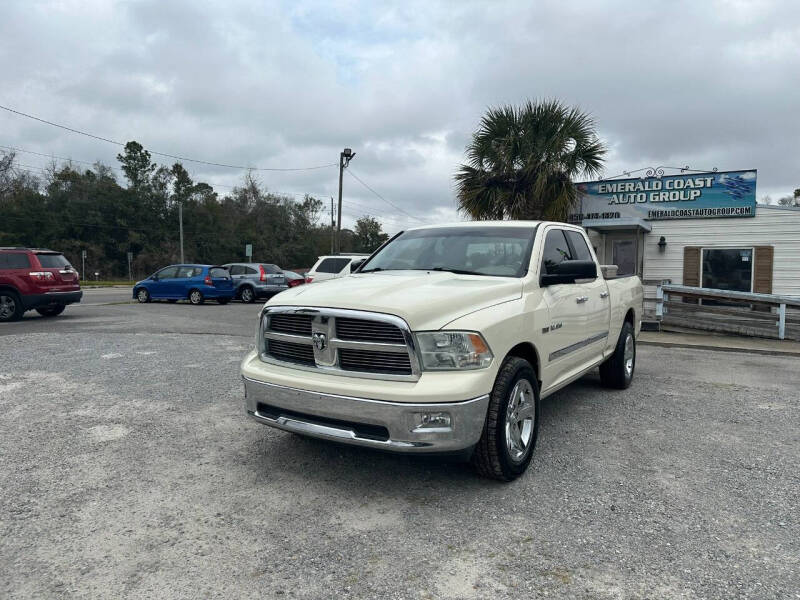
[217,298,230,305]
[239,286,255,303]
[471,356,540,481]
[599,321,636,389]
[35,305,66,317]
[188,289,204,305]
[135,288,151,303]
[0,291,24,322]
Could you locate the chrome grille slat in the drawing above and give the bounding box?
[259,307,421,381]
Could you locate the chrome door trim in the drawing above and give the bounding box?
[548,331,609,362]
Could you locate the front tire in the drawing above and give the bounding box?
[135,288,151,303]
[472,356,540,481]
[599,321,636,389]
[0,291,24,322]
[239,286,255,303]
[36,305,65,317]
[189,289,204,305]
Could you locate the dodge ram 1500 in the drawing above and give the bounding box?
[241,221,643,480]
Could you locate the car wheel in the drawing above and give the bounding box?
[599,321,636,389]
[239,286,255,303]
[471,356,540,481]
[189,289,204,305]
[217,298,230,305]
[0,291,24,322]
[136,288,151,303]
[35,305,66,317]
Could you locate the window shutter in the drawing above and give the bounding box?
[753,246,774,294]
[683,247,700,287]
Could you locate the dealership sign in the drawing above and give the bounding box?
[569,169,757,222]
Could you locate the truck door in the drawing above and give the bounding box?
[538,228,588,386]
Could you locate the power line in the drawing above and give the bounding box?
[0,104,337,172]
[346,169,429,222]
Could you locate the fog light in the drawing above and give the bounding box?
[413,412,452,429]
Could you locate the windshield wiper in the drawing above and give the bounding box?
[359,267,385,273]
[429,267,485,276]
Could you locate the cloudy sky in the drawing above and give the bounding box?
[2,0,798,233]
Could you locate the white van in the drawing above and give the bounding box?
[305,254,369,283]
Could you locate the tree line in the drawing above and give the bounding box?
[0,142,389,279]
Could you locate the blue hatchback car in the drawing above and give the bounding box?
[133,264,234,305]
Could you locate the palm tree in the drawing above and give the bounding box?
[455,100,606,221]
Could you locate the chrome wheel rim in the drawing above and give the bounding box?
[137,290,148,302]
[0,295,15,319]
[624,333,634,378]
[190,291,201,304]
[505,379,536,463]
[241,288,253,302]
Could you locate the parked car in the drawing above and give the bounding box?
[0,247,82,322]
[242,221,643,480]
[304,254,369,283]
[133,264,234,305]
[282,270,306,288]
[223,263,287,303]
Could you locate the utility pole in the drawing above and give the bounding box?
[330,197,335,254]
[336,148,355,253]
[178,202,185,263]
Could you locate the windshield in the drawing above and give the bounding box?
[359,226,537,277]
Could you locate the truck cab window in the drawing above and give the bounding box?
[541,230,572,274]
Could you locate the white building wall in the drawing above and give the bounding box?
[643,205,800,296]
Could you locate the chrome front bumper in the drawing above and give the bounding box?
[243,376,489,453]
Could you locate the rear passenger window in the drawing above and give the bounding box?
[36,254,70,268]
[177,266,198,278]
[228,265,243,275]
[315,258,351,273]
[0,253,32,269]
[541,230,573,274]
[565,231,592,261]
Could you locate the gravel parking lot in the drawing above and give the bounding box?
[1,298,798,599]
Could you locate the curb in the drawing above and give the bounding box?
[638,339,800,358]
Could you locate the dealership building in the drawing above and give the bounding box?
[568,168,800,319]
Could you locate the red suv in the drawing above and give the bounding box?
[0,248,82,322]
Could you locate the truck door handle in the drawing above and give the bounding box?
[600,291,609,299]
[576,296,589,304]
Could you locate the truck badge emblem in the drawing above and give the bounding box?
[312,332,327,351]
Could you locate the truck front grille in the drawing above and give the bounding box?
[336,317,406,344]
[260,307,419,381]
[339,348,412,375]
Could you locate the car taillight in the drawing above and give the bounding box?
[305,276,313,283]
[288,279,302,287]
[29,271,55,281]
[204,275,213,286]
[259,265,266,282]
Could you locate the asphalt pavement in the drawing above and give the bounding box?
[1,297,798,599]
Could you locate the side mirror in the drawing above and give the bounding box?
[541,260,597,286]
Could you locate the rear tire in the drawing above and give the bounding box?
[135,288,151,303]
[599,321,636,389]
[0,291,24,322]
[35,305,65,317]
[239,286,255,303]
[471,356,540,481]
[189,289,204,305]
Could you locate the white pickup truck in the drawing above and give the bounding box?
[241,221,643,480]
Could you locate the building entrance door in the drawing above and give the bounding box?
[605,233,639,276]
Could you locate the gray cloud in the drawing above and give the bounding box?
[2,0,798,233]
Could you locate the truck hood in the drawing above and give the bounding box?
[267,271,523,330]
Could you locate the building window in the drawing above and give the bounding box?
[702,248,752,292]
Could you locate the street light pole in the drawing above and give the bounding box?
[336,148,355,253]
[178,201,185,263]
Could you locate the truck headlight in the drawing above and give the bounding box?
[415,331,493,370]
